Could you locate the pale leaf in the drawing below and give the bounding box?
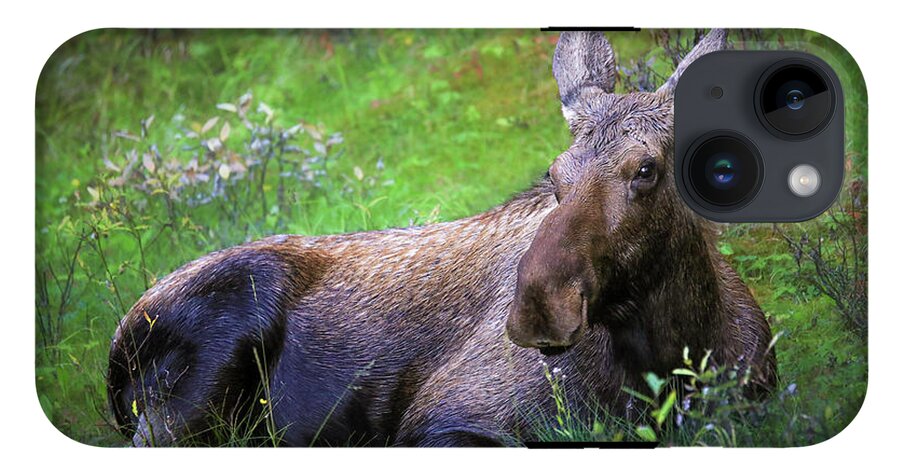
[304,124,323,141]
[103,158,121,173]
[238,92,253,116]
[258,103,274,123]
[205,138,223,153]
[219,122,231,142]
[114,130,140,142]
[216,103,238,113]
[201,116,220,135]
[141,115,155,137]
[142,153,156,173]
[286,124,303,137]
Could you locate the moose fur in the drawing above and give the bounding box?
[108,29,776,447]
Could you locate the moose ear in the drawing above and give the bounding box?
[657,29,728,96]
[553,31,617,124]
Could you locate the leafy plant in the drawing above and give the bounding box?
[778,179,868,336]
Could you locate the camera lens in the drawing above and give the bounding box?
[757,60,834,137]
[786,89,805,110]
[707,155,738,189]
[686,133,762,210]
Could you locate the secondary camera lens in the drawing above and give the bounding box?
[686,133,762,210]
[757,61,834,137]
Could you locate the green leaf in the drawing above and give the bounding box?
[653,391,678,427]
[644,372,666,397]
[671,368,698,378]
[635,425,657,442]
[700,349,713,372]
[621,387,656,406]
[718,242,734,256]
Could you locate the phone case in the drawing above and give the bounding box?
[35,28,867,447]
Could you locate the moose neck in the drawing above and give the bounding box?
[601,207,728,375]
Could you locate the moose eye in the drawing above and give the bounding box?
[636,162,656,180]
[637,162,656,179]
[630,160,659,196]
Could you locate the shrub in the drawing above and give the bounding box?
[778,178,868,336]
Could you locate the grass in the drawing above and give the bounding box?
[35,29,866,447]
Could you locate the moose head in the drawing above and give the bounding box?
[506,30,728,351]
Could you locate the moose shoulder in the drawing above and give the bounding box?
[107,29,776,447]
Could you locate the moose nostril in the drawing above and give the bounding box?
[539,345,568,356]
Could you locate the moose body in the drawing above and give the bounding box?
[108,29,777,447]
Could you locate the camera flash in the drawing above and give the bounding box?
[788,164,820,197]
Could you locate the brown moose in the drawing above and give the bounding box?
[108,29,776,447]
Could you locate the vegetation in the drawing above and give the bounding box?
[35,29,866,446]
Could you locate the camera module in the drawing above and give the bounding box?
[674,50,844,222]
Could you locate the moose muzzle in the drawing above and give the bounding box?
[506,241,595,350]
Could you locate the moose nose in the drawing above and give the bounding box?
[508,209,597,351]
[506,289,588,350]
[506,310,583,350]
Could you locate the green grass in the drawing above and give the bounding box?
[35,29,866,447]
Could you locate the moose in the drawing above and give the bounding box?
[108,29,776,447]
